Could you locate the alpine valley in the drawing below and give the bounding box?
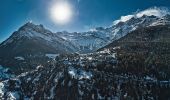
[0,7,170,100]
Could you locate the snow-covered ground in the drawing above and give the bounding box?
[0,65,15,81]
[45,54,59,59]
[68,66,93,80]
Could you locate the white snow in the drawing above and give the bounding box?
[17,71,30,77]
[136,7,170,18]
[7,93,16,100]
[0,65,15,80]
[32,74,41,84]
[78,89,84,96]
[61,36,68,40]
[45,54,59,59]
[112,46,121,50]
[89,28,97,32]
[6,92,20,100]
[68,69,76,77]
[18,23,53,42]
[49,86,55,99]
[53,72,63,83]
[87,57,93,61]
[113,7,170,25]
[0,82,5,98]
[36,65,43,70]
[145,76,152,80]
[114,15,134,24]
[68,67,93,80]
[98,49,111,54]
[145,76,157,81]
[14,56,25,61]
[149,18,170,27]
[111,53,116,58]
[27,78,31,82]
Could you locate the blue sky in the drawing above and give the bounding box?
[0,0,170,42]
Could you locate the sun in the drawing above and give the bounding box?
[50,1,73,25]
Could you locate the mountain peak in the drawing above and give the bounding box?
[19,22,45,31]
[136,7,170,17]
[113,7,170,25]
[15,22,53,39]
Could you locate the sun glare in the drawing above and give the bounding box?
[50,1,73,25]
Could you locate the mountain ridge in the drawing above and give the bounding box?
[0,7,170,74]
[1,7,170,99]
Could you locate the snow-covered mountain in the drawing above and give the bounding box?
[1,7,170,54]
[0,22,79,74]
[53,7,170,53]
[109,7,170,40]
[1,7,170,99]
[0,7,170,74]
[0,22,79,54]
